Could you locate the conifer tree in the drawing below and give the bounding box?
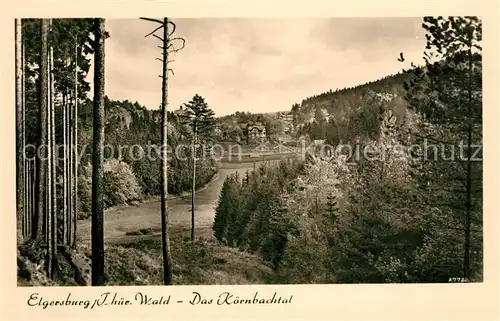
[91,18,106,286]
[213,178,231,243]
[15,18,24,246]
[33,19,49,244]
[225,172,242,247]
[402,16,482,281]
[181,94,215,241]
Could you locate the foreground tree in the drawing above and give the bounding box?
[402,16,483,281]
[141,16,185,285]
[48,21,58,278]
[91,18,106,286]
[71,40,79,246]
[159,17,173,285]
[15,19,24,247]
[33,19,49,244]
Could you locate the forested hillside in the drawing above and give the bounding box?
[214,16,483,283]
[292,72,409,144]
[75,97,217,218]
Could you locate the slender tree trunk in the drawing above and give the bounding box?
[24,159,29,237]
[49,33,58,279]
[33,158,37,237]
[28,160,31,237]
[62,91,67,245]
[15,18,24,246]
[65,90,70,245]
[24,159,28,237]
[160,17,173,285]
[34,19,49,244]
[29,160,34,237]
[68,95,73,245]
[191,123,197,242]
[464,39,473,281]
[72,42,79,247]
[46,24,53,276]
[23,38,29,238]
[67,91,73,245]
[91,18,106,286]
[45,173,48,243]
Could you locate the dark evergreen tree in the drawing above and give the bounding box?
[402,16,482,281]
[213,178,231,243]
[180,94,215,241]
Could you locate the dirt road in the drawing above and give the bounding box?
[77,159,284,245]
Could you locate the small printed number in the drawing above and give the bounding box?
[448,277,468,283]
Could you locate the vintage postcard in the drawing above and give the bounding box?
[1,0,499,320]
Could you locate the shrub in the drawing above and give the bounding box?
[77,158,143,218]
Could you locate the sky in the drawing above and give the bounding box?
[85,18,427,116]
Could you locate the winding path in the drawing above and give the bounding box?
[77,153,297,244]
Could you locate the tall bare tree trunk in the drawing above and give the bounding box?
[67,93,72,245]
[15,19,24,246]
[72,42,79,247]
[33,157,37,236]
[51,39,58,277]
[160,17,173,285]
[463,33,474,281]
[24,159,28,237]
[68,95,72,244]
[23,129,27,237]
[25,160,33,235]
[34,20,49,244]
[67,90,72,245]
[46,22,53,276]
[62,91,68,244]
[48,28,58,279]
[66,88,73,245]
[191,123,197,242]
[23,37,29,238]
[91,18,106,286]
[26,160,35,236]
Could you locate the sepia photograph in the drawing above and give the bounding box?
[14,16,484,288]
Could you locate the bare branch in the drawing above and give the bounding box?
[156,58,175,63]
[140,17,167,38]
[168,37,186,53]
[141,17,183,78]
[158,70,177,77]
[144,25,164,38]
[140,17,164,25]
[153,34,164,42]
[167,20,177,36]
[159,39,186,53]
